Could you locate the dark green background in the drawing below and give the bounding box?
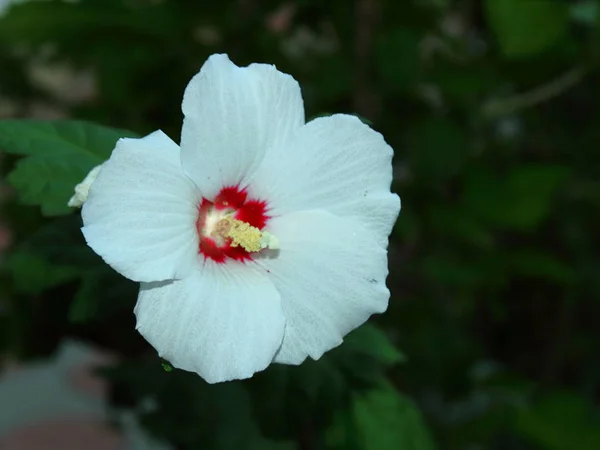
[0,0,599,449]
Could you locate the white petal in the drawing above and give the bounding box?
[82,130,200,283]
[134,261,285,383]
[180,53,305,199]
[256,210,390,365]
[249,114,400,248]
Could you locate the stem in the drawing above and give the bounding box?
[481,66,587,119]
[354,0,381,120]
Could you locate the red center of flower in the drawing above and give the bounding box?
[196,185,269,264]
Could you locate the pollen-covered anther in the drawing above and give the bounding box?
[212,217,278,253]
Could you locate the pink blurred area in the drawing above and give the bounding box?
[0,342,128,450]
[0,419,124,450]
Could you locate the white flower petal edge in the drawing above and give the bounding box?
[249,114,400,249]
[180,53,305,199]
[256,210,390,365]
[81,130,200,283]
[134,261,286,383]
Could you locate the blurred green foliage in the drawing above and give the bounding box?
[1,0,599,449]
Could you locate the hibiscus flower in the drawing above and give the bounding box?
[80,54,400,383]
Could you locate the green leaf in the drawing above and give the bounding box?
[246,438,297,450]
[0,120,137,215]
[0,1,117,43]
[463,165,571,230]
[4,216,91,298]
[344,323,406,366]
[485,0,569,58]
[8,215,136,323]
[426,62,502,104]
[422,255,488,288]
[330,381,437,450]
[409,118,468,180]
[247,326,405,441]
[326,406,361,450]
[505,165,571,223]
[4,251,79,294]
[311,54,353,102]
[427,206,495,249]
[0,1,179,44]
[376,28,421,91]
[103,361,295,450]
[515,391,600,450]
[67,266,137,323]
[570,0,598,25]
[503,249,578,285]
[67,271,101,323]
[12,215,97,267]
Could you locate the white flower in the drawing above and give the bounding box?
[81,54,400,384]
[68,164,102,208]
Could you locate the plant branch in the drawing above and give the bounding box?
[354,0,381,120]
[481,66,587,119]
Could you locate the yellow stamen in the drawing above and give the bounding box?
[212,217,279,252]
[227,219,263,252]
